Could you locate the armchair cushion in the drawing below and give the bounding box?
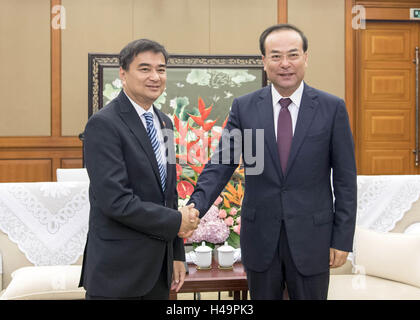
[329,275,420,300]
[355,227,420,288]
[0,266,85,300]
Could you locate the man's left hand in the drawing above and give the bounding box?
[329,248,349,268]
[171,260,187,292]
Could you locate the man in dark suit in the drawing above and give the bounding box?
[188,24,357,300]
[79,39,199,300]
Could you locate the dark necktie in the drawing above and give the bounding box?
[277,98,293,174]
[143,112,167,191]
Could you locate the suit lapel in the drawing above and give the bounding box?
[256,86,284,181]
[116,91,164,193]
[285,83,318,177]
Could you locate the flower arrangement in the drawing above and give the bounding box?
[175,97,244,248]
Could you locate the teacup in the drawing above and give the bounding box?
[192,241,212,268]
[217,241,239,268]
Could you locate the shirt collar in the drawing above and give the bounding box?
[271,81,304,108]
[123,90,156,119]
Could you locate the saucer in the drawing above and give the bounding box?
[218,265,233,270]
[196,265,212,270]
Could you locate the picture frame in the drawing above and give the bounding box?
[88,54,267,121]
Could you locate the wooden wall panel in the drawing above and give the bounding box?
[133,0,210,54]
[288,0,345,99]
[364,110,410,142]
[0,0,51,136]
[363,69,411,104]
[210,0,277,54]
[61,0,133,136]
[0,148,83,181]
[61,158,84,168]
[0,159,52,182]
[365,150,412,175]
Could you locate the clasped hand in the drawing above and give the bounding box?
[178,203,200,238]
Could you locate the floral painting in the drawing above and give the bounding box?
[102,66,263,129]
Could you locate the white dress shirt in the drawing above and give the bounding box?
[272,81,304,139]
[124,91,167,164]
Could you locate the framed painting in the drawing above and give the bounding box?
[88,54,267,123]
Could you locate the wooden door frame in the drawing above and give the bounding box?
[345,0,420,169]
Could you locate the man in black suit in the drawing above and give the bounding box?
[79,39,199,300]
[188,24,357,299]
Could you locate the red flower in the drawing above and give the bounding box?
[188,97,218,131]
[177,180,194,199]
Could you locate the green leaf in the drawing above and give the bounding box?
[227,232,240,248]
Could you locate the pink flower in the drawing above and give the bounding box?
[233,225,241,235]
[236,217,241,225]
[224,216,234,226]
[214,196,223,206]
[186,205,230,244]
[229,208,237,216]
[218,209,227,219]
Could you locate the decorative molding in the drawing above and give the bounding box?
[168,55,263,67]
[0,137,82,149]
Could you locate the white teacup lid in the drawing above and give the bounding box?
[195,241,212,252]
[217,241,234,253]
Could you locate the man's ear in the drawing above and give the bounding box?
[262,55,267,71]
[119,67,126,86]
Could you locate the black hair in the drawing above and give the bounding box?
[119,38,169,70]
[259,24,308,55]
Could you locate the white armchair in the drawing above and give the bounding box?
[56,168,89,182]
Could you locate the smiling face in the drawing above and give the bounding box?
[119,50,167,110]
[262,29,308,97]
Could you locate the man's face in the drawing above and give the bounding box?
[262,30,308,97]
[119,50,167,109]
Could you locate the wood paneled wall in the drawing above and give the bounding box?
[0,0,83,182]
[0,0,283,182]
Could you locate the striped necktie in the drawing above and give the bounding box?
[143,112,167,192]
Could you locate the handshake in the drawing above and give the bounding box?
[177,203,200,238]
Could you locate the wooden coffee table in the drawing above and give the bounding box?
[169,259,249,300]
